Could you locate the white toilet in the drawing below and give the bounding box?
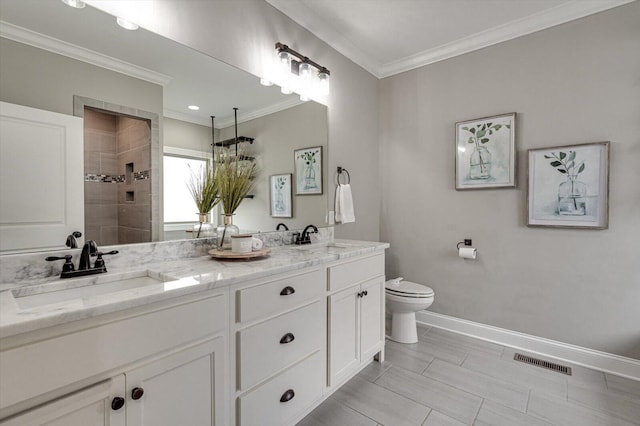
[385,277,434,344]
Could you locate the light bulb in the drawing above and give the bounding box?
[278,50,290,65]
[116,17,139,30]
[299,61,312,77]
[61,0,85,8]
[317,70,330,96]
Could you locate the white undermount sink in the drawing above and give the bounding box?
[11,270,177,310]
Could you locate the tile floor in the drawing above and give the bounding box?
[298,326,640,426]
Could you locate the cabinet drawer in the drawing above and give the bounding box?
[328,253,384,292]
[0,292,225,411]
[238,301,323,391]
[236,269,323,323]
[238,351,323,426]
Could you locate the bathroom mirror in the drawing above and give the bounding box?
[0,0,328,253]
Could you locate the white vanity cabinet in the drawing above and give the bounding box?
[231,268,326,426]
[327,253,385,386]
[0,290,228,426]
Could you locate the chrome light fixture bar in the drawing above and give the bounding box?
[275,42,330,97]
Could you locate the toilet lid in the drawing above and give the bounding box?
[385,280,434,297]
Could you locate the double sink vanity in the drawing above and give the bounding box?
[0,239,388,425]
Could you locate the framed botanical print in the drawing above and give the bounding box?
[455,112,516,190]
[270,173,292,218]
[294,146,323,195]
[527,141,609,229]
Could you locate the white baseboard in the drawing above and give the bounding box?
[416,311,640,381]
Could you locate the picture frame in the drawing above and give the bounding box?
[455,112,516,190]
[269,173,293,218]
[294,146,323,195]
[527,141,609,229]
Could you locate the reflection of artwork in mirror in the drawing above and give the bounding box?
[270,174,292,218]
[295,146,323,195]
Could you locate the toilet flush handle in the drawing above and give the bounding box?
[390,277,403,287]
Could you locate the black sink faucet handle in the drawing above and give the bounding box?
[93,250,119,270]
[46,255,75,273]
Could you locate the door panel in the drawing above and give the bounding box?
[327,286,359,386]
[360,277,384,361]
[0,101,83,252]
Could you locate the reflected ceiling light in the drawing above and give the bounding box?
[275,42,330,99]
[300,95,310,102]
[116,17,139,30]
[188,105,200,111]
[280,87,292,95]
[61,0,86,8]
[259,78,273,87]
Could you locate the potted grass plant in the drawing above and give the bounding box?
[215,152,257,249]
[187,165,220,238]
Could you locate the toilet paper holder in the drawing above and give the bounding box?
[456,239,472,249]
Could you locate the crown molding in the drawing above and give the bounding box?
[0,21,172,86]
[377,0,636,78]
[268,0,635,79]
[164,96,303,129]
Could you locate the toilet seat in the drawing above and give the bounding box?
[385,280,433,298]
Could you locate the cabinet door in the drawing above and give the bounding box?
[327,285,360,386]
[125,337,225,426]
[0,375,125,426]
[360,277,384,361]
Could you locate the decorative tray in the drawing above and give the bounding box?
[208,248,271,260]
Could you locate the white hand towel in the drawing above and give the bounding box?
[335,184,355,223]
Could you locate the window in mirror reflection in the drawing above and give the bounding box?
[163,154,209,230]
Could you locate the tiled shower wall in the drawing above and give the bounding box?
[84,109,118,244]
[116,116,151,244]
[83,109,151,245]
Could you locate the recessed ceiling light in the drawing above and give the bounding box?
[61,0,86,8]
[188,105,200,111]
[116,17,139,31]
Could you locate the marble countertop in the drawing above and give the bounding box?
[0,240,388,339]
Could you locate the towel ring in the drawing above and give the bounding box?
[337,166,351,185]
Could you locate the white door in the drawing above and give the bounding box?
[125,337,225,426]
[327,285,360,386]
[360,277,384,361]
[0,101,83,252]
[0,375,125,426]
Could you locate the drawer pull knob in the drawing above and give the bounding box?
[131,387,144,400]
[280,389,295,403]
[111,397,125,411]
[363,290,368,296]
[280,333,295,344]
[357,291,363,298]
[280,286,296,296]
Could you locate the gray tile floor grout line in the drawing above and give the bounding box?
[471,397,485,426]
[525,388,532,413]
[370,373,438,414]
[332,395,391,426]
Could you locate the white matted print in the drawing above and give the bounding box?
[456,112,516,190]
[294,146,323,195]
[528,141,609,229]
[270,173,292,218]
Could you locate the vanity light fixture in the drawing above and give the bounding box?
[188,105,200,111]
[61,0,86,8]
[275,42,330,99]
[116,17,139,30]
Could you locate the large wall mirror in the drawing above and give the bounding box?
[0,0,328,253]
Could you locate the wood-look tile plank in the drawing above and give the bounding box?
[333,375,431,426]
[423,359,529,412]
[421,410,468,426]
[606,373,640,400]
[463,351,567,398]
[528,391,638,426]
[296,397,378,426]
[568,382,640,424]
[384,341,435,374]
[387,337,468,365]
[375,366,482,425]
[356,360,393,383]
[422,328,504,357]
[474,400,554,426]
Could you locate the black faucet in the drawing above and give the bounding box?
[276,223,289,231]
[296,224,318,245]
[65,231,82,249]
[79,240,98,270]
[46,240,119,279]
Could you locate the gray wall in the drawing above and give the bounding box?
[0,38,162,117]
[163,117,216,154]
[379,3,640,359]
[111,0,380,241]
